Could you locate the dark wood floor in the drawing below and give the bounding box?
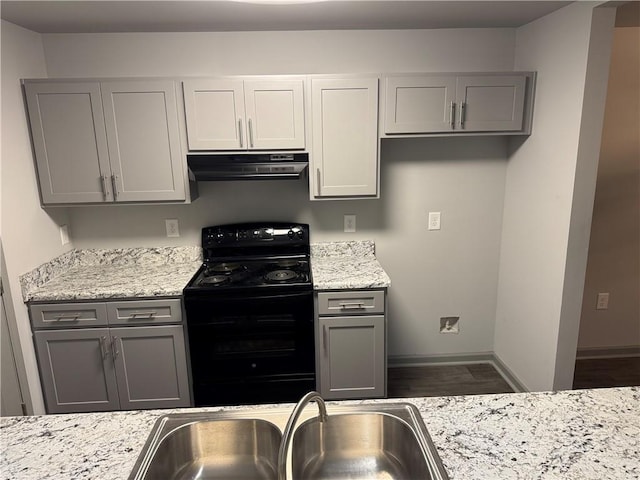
[386,357,640,398]
[387,363,514,398]
[573,356,640,390]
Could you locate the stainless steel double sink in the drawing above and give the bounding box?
[128,403,449,480]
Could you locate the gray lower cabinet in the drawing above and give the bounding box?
[34,328,120,413]
[316,290,387,400]
[31,299,191,414]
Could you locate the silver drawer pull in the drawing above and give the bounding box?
[339,302,366,310]
[129,311,157,319]
[54,313,81,321]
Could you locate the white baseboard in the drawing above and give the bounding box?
[576,346,640,359]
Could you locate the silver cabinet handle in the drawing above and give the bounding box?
[238,118,244,148]
[111,174,118,200]
[99,336,108,358]
[323,325,328,356]
[129,311,156,319]
[459,101,466,128]
[450,101,456,129]
[339,302,366,310]
[54,313,81,321]
[111,336,119,358]
[100,175,109,201]
[316,168,322,197]
[248,118,254,148]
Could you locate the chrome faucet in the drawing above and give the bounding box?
[277,391,328,480]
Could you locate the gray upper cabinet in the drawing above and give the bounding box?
[182,78,305,151]
[310,77,379,198]
[383,73,531,135]
[455,75,526,132]
[384,76,456,134]
[24,82,112,204]
[24,79,186,205]
[100,80,186,202]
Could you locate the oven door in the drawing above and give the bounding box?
[184,289,315,406]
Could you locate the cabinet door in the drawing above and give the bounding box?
[384,76,456,133]
[110,326,191,410]
[318,315,385,400]
[243,80,305,150]
[183,79,246,150]
[24,81,113,204]
[455,75,526,132]
[311,78,379,198]
[34,329,119,413]
[101,80,186,202]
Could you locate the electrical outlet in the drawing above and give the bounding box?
[596,292,609,310]
[59,225,70,245]
[165,219,180,238]
[439,316,459,334]
[428,212,441,230]
[344,215,356,233]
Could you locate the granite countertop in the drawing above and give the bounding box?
[20,247,203,302]
[1,387,638,479]
[310,240,391,290]
[20,242,389,302]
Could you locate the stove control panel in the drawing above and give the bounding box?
[202,223,309,250]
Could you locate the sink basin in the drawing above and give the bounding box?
[291,412,433,479]
[134,418,281,480]
[128,404,448,480]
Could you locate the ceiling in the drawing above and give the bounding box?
[0,0,573,33]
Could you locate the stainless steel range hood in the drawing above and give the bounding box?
[187,153,308,181]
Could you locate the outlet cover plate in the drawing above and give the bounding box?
[165,219,180,238]
[344,215,356,233]
[428,212,441,230]
[440,316,459,334]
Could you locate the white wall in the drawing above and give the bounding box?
[578,25,640,351]
[494,3,615,391]
[1,20,72,413]
[41,28,514,360]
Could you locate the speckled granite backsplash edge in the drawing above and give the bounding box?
[19,246,203,303]
[310,240,375,257]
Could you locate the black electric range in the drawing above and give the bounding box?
[183,222,315,407]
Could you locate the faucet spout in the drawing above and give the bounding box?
[277,391,327,480]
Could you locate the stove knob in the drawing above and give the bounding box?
[288,230,295,239]
[297,230,304,239]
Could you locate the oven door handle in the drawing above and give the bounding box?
[228,291,312,301]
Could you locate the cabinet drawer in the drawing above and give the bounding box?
[107,299,182,326]
[317,290,385,316]
[30,303,108,329]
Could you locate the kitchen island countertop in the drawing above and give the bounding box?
[1,387,638,479]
